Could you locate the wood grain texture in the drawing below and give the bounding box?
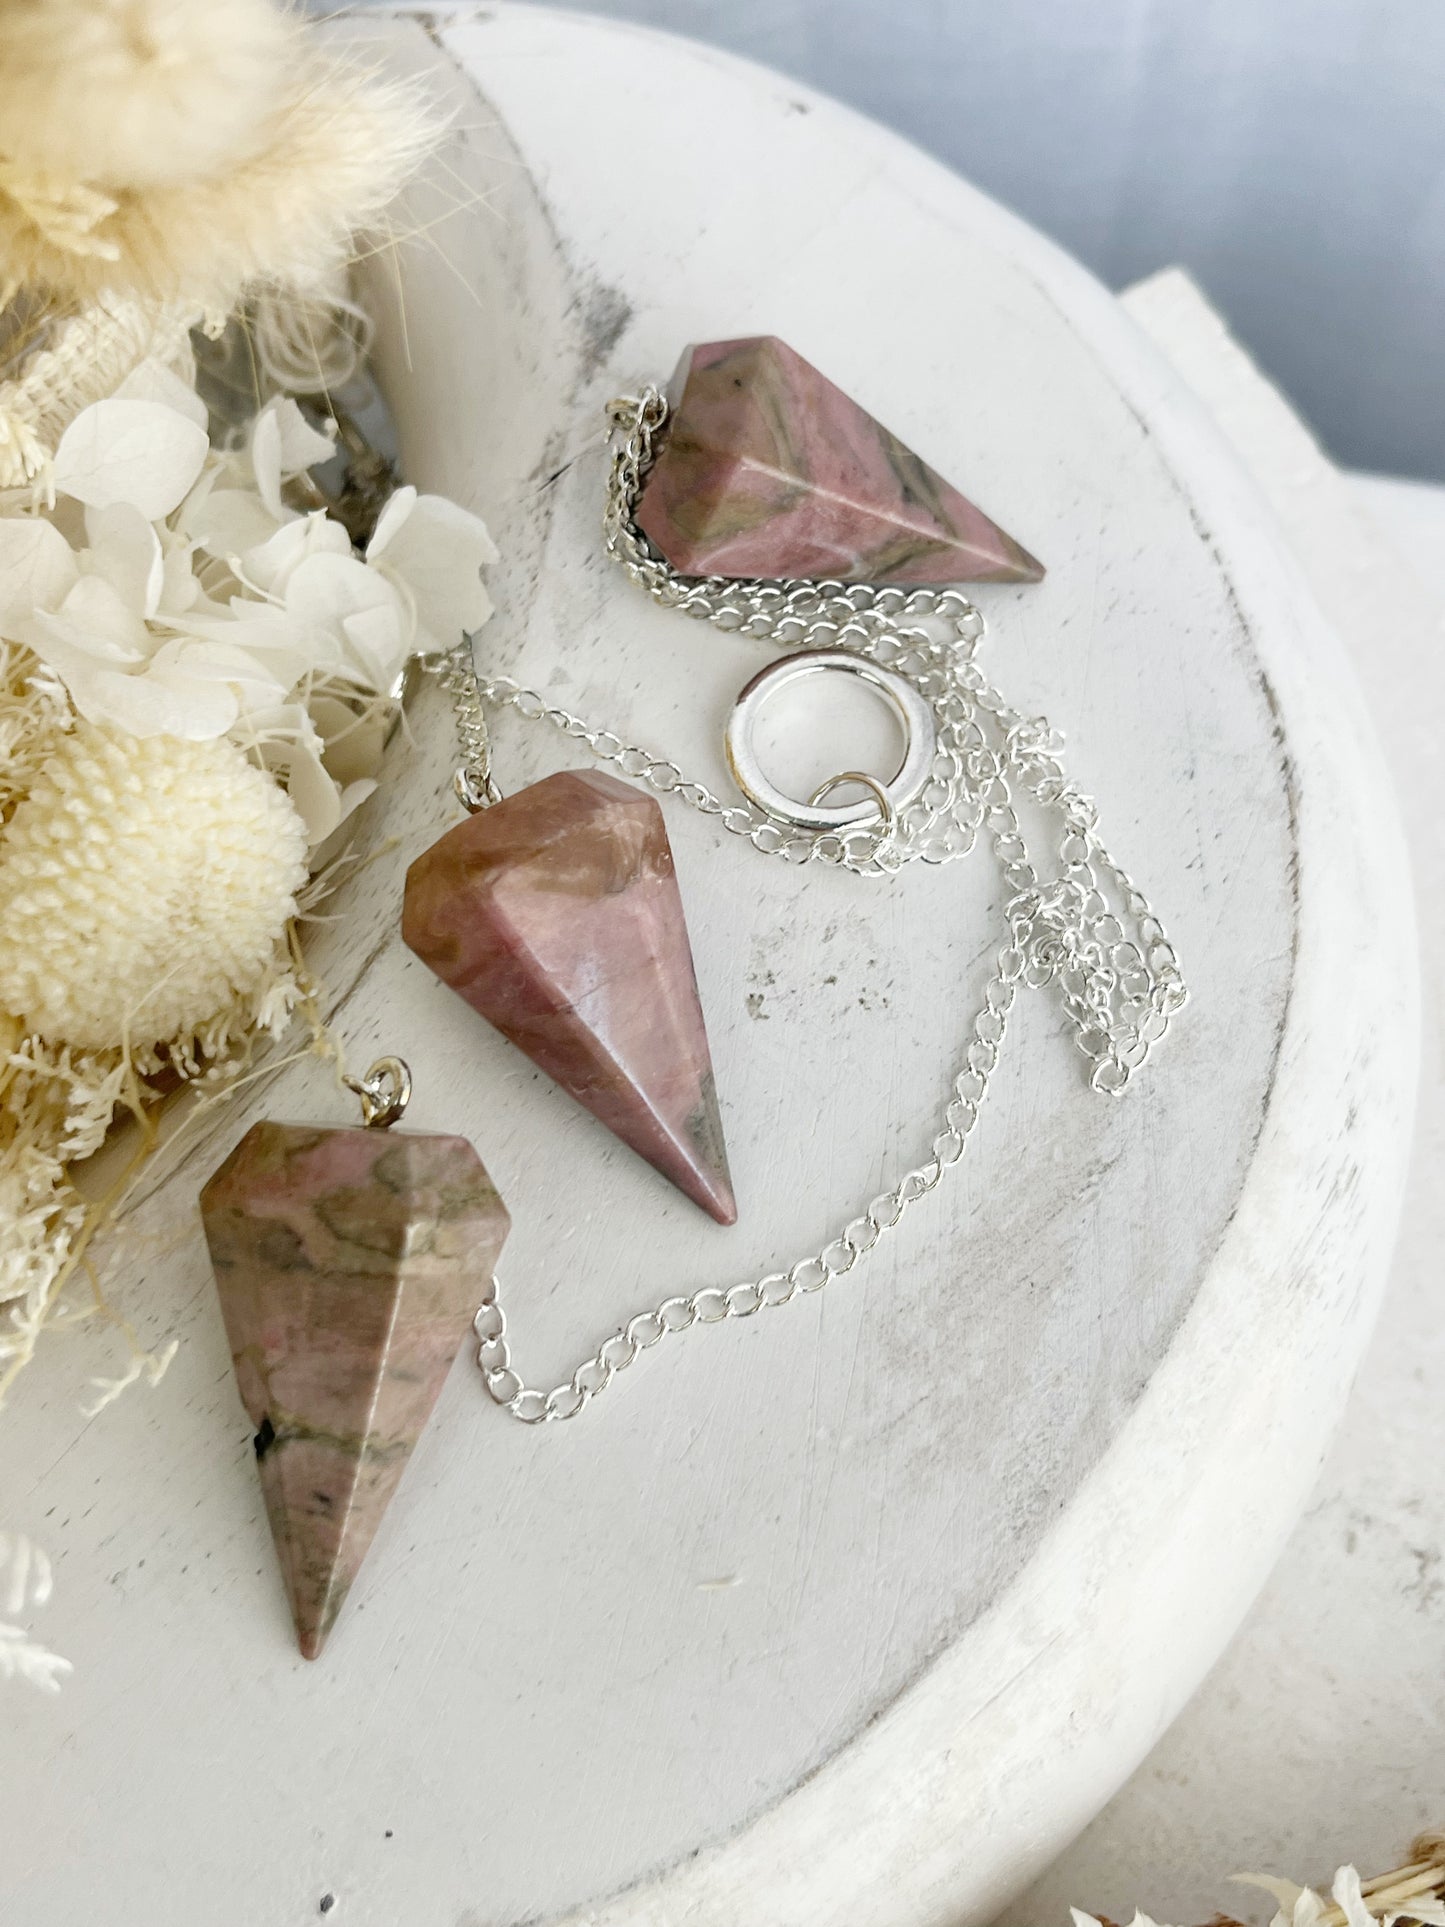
[0,11,1416,1926]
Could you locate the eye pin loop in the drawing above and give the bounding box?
[344,1057,413,1130]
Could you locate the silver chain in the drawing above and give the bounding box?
[433,388,1188,1425]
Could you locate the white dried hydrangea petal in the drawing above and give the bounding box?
[0,351,501,878]
[112,355,209,430]
[150,635,287,714]
[65,650,239,739]
[23,573,150,665]
[249,396,334,522]
[284,550,411,686]
[188,603,336,688]
[53,397,209,519]
[13,568,254,737]
[244,701,346,844]
[283,546,386,618]
[185,485,281,560]
[1294,1886,1330,1927]
[82,502,164,617]
[273,397,336,475]
[307,690,388,789]
[0,517,77,629]
[341,601,409,689]
[367,484,496,649]
[240,508,350,594]
[334,776,378,823]
[1235,1875,1309,1913]
[1333,1868,1376,1927]
[158,537,200,617]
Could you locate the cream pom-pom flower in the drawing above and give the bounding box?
[0,722,308,1052]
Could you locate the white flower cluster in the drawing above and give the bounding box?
[1072,1862,1445,1927]
[0,356,496,843]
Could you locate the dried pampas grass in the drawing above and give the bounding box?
[0,0,441,309]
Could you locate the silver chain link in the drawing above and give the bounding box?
[435,641,503,811]
[434,388,1188,1424]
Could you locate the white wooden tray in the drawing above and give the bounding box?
[2,9,1416,1925]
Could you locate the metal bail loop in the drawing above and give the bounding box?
[345,1057,413,1130]
[455,766,502,813]
[606,388,667,434]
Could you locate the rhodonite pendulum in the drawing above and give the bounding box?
[200,1059,510,1658]
[403,768,735,1225]
[633,335,1044,585]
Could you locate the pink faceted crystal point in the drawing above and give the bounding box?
[200,1123,509,1659]
[402,769,735,1224]
[634,335,1044,585]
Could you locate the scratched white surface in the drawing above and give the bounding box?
[0,11,1417,1927]
[998,279,1445,1927]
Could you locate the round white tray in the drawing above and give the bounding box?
[3,8,1417,1925]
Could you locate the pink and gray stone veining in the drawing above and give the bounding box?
[402,768,735,1225]
[634,335,1044,585]
[200,1122,510,1659]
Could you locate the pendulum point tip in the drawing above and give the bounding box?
[708,1186,739,1228]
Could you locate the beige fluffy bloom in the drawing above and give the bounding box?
[0,0,293,194]
[0,0,438,307]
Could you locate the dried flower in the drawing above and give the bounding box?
[0,367,497,841]
[1071,1841,1445,1927]
[0,0,438,309]
[0,294,198,490]
[0,722,308,1051]
[0,0,293,197]
[0,3,487,1409]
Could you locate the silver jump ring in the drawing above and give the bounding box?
[725,648,936,833]
[344,1056,413,1130]
[809,769,896,831]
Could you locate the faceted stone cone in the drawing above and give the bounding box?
[402,768,736,1225]
[200,1122,510,1659]
[634,334,1044,585]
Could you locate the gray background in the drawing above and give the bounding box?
[351,0,1445,481]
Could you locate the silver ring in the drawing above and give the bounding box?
[725,649,936,833]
